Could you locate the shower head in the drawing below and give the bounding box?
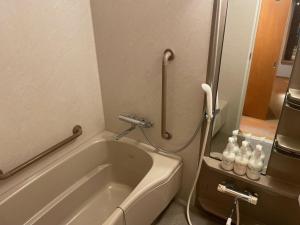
[201,83,213,119]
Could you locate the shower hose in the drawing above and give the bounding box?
[139,114,212,225]
[140,117,241,225]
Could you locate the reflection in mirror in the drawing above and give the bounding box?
[209,0,297,174]
[282,0,300,63]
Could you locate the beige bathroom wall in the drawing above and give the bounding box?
[0,1,104,173]
[91,0,213,199]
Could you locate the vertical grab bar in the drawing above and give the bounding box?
[161,49,175,140]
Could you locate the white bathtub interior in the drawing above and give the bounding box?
[0,133,182,225]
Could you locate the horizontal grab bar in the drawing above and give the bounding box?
[0,125,83,180]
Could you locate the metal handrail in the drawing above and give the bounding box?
[161,49,175,140]
[0,125,82,180]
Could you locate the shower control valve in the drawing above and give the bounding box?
[118,114,153,128]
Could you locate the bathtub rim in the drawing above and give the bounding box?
[0,131,182,203]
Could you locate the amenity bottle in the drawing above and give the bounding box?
[221,137,236,171]
[240,140,252,159]
[247,147,264,180]
[251,144,265,161]
[231,130,240,155]
[233,145,248,176]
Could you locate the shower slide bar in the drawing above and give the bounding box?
[161,49,175,140]
[0,125,82,180]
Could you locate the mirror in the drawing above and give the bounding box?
[282,1,300,64]
[209,0,298,174]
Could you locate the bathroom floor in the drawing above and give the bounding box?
[239,116,278,139]
[153,201,223,225]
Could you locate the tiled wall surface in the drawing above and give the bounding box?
[91,0,213,199]
[0,0,105,173]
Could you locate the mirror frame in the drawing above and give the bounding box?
[202,0,229,157]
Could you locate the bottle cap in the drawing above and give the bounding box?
[242,140,249,147]
[256,144,263,151]
[232,130,239,136]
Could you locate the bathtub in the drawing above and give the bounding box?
[0,132,182,225]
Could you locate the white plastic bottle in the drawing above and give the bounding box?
[247,148,264,180]
[231,130,240,155]
[241,140,252,159]
[232,130,239,144]
[251,144,265,161]
[233,145,248,176]
[232,140,240,155]
[221,137,236,171]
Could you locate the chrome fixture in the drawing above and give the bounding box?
[118,114,153,128]
[0,125,82,180]
[161,49,175,140]
[114,124,136,141]
[115,114,153,140]
[217,184,258,205]
[217,183,257,225]
[226,198,240,225]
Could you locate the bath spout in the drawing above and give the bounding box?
[115,114,153,140]
[114,125,136,141]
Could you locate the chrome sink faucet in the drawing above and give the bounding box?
[114,114,153,140]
